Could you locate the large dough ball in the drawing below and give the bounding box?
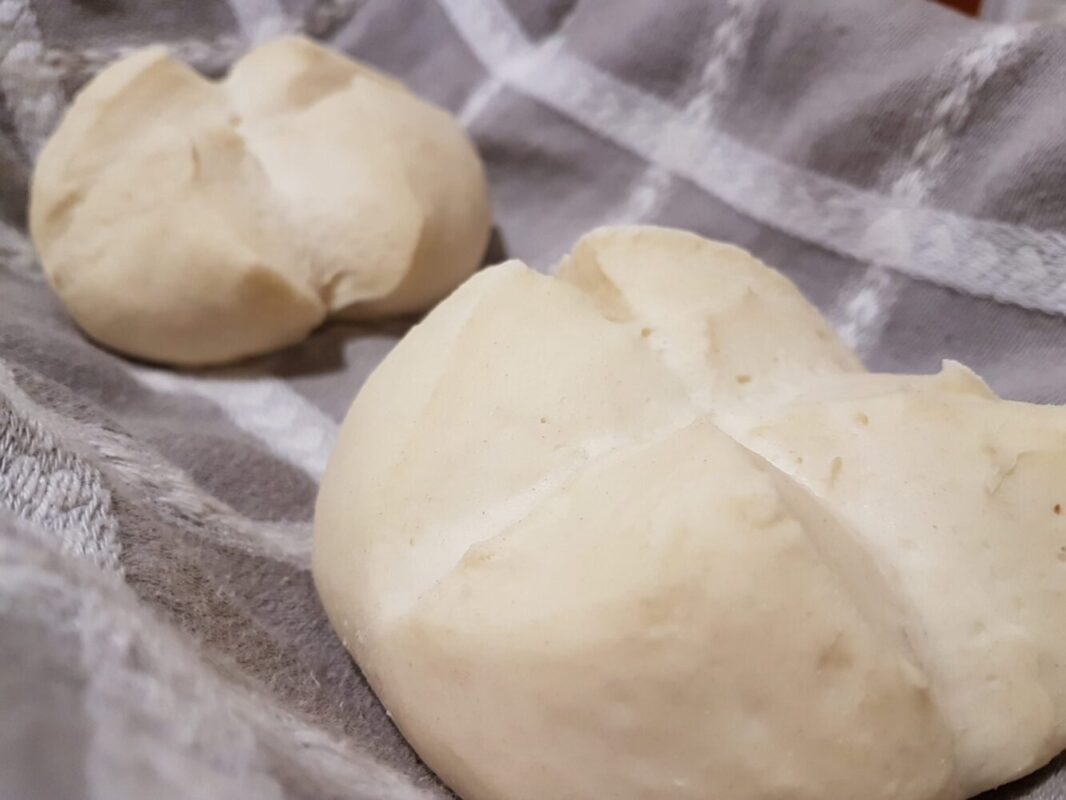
[314,226,1066,800]
[30,36,490,366]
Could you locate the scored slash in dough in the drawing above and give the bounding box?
[30,36,491,366]
[314,225,1066,800]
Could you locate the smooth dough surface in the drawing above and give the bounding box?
[30,36,491,366]
[314,225,1066,800]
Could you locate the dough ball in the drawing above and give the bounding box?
[30,36,491,366]
[315,225,1066,799]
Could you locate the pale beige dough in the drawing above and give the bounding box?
[30,36,491,366]
[314,225,1066,800]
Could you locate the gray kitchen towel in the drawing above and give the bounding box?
[2,0,1066,797]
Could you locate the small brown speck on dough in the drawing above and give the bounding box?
[828,456,843,487]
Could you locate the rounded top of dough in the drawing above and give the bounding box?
[312,225,1066,800]
[30,36,491,366]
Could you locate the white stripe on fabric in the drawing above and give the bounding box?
[0,0,66,156]
[1,360,312,568]
[683,0,762,131]
[437,0,1066,317]
[130,367,339,481]
[835,267,897,353]
[459,75,505,126]
[608,0,761,225]
[610,165,674,225]
[834,26,1029,353]
[892,26,1024,206]
[457,1,578,129]
[228,0,293,43]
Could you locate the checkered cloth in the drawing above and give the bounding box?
[2,0,1066,797]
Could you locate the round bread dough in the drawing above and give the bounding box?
[29,36,491,366]
[317,226,1066,800]
[315,226,1066,800]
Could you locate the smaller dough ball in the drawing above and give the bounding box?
[29,36,491,366]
